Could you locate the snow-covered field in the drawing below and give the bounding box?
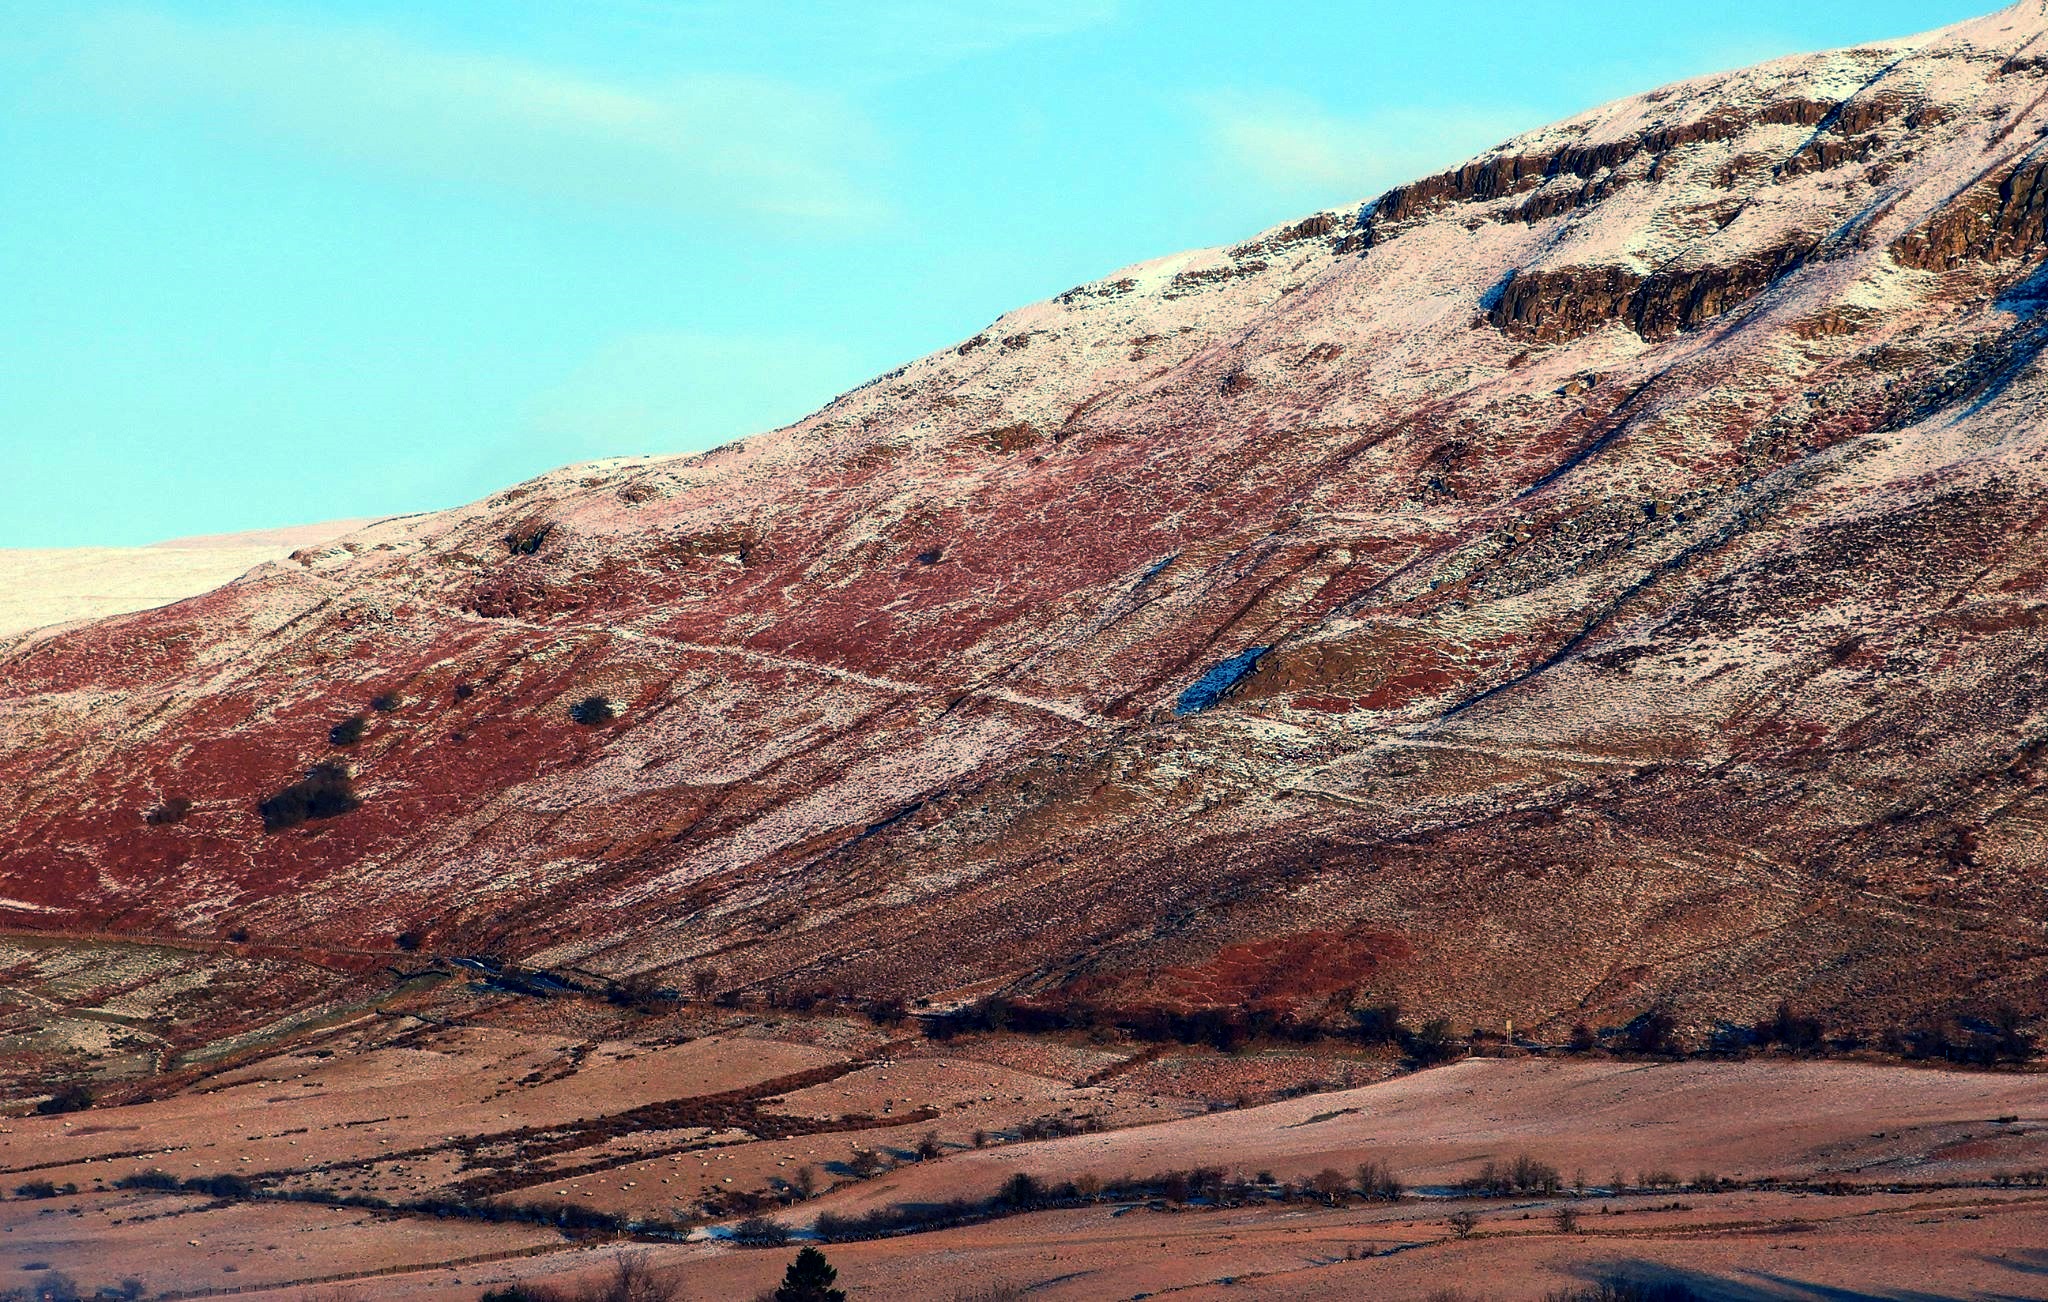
[0,520,368,637]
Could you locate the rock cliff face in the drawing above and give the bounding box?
[8,5,2048,1041]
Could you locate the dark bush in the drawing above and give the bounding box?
[22,1271,80,1302]
[997,1172,1042,1207]
[114,1170,182,1191]
[370,692,402,713]
[1403,1018,1464,1065]
[1760,1002,1825,1052]
[865,997,909,1027]
[329,715,368,746]
[1356,1159,1403,1200]
[1568,1022,1599,1052]
[13,1180,62,1199]
[569,695,618,726]
[258,763,360,832]
[1622,1008,1682,1056]
[145,796,194,825]
[1348,1002,1403,1044]
[395,931,424,952]
[226,927,250,943]
[184,1173,254,1199]
[605,973,672,1011]
[734,1215,791,1246]
[34,1084,93,1115]
[848,1148,888,1179]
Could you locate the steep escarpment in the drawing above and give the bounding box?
[8,4,2048,1049]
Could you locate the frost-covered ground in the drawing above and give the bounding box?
[0,520,368,637]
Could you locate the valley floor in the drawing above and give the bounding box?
[3,947,2045,1300]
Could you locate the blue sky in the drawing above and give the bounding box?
[0,0,1991,547]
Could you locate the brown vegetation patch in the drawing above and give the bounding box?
[1153,930,1414,1009]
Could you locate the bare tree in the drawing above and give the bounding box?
[590,1253,677,1302]
[1310,1167,1350,1204]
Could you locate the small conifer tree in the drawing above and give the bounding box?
[774,1247,845,1302]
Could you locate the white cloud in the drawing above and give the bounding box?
[66,9,888,224]
[1197,90,1533,204]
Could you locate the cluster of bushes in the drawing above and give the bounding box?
[0,1271,145,1302]
[111,1170,633,1234]
[114,1170,251,1199]
[480,1248,846,1302]
[693,977,2037,1073]
[604,973,677,1011]
[917,994,1469,1062]
[11,1180,77,1199]
[1886,1009,2036,1065]
[1011,1113,1102,1142]
[782,1161,1408,1245]
[1460,1155,1562,1196]
[1572,1001,2038,1066]
[326,688,404,750]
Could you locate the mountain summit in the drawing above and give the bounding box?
[7,5,2048,1040]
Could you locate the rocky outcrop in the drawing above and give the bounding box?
[1893,150,2048,269]
[1360,98,1840,248]
[1489,237,1818,343]
[1487,264,1645,343]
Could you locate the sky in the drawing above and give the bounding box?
[0,0,1996,547]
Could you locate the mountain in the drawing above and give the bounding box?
[7,4,2048,1046]
[0,521,370,639]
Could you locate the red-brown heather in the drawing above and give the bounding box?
[8,3,2048,1056]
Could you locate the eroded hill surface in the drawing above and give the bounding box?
[9,5,2048,1047]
